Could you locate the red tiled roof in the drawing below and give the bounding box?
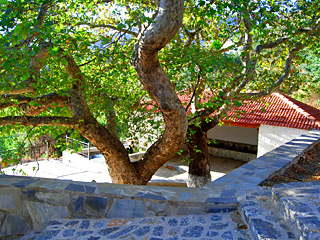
[224,93,320,130]
[144,91,320,130]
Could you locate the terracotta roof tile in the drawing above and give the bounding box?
[225,93,320,130]
[144,91,320,130]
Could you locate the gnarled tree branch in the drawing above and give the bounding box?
[131,0,188,183]
[0,116,78,128]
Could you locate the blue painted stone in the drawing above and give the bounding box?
[206,197,238,204]
[221,231,233,240]
[13,178,39,188]
[85,196,108,213]
[244,207,263,219]
[243,172,254,176]
[73,215,88,219]
[287,200,312,213]
[265,216,277,222]
[168,219,178,227]
[309,181,320,186]
[287,231,296,239]
[107,199,146,218]
[22,189,36,198]
[206,231,219,237]
[241,201,257,208]
[297,216,320,226]
[152,226,164,236]
[135,191,166,200]
[180,217,190,226]
[251,219,281,238]
[209,222,229,230]
[108,225,139,239]
[182,226,204,237]
[196,216,206,224]
[72,196,84,213]
[207,207,237,213]
[63,229,75,237]
[36,230,60,239]
[279,223,289,230]
[221,189,237,197]
[65,184,85,192]
[318,206,320,214]
[178,192,193,201]
[242,164,257,170]
[295,188,320,195]
[168,228,180,236]
[98,227,120,236]
[134,226,151,236]
[168,236,178,240]
[48,220,63,226]
[85,185,96,194]
[94,219,108,229]
[210,215,223,221]
[150,238,163,240]
[87,237,101,240]
[80,220,90,229]
[139,218,164,224]
[65,220,79,227]
[76,231,94,236]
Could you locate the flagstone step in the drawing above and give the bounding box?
[272,181,320,240]
[240,188,297,240]
[20,211,250,240]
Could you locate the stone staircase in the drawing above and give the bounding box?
[239,181,320,240]
[240,188,297,240]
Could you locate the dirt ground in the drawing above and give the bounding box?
[261,143,320,187]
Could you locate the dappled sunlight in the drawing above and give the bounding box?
[1,153,245,187]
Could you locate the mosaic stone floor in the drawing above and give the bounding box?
[20,212,250,240]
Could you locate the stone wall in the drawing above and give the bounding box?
[0,176,237,237]
[1,130,320,237]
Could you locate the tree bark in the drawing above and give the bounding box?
[131,0,188,184]
[186,125,211,187]
[79,0,187,185]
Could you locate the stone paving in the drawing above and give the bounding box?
[21,212,250,240]
[1,152,244,187]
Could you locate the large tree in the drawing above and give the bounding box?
[1,0,319,187]
[0,0,188,185]
[169,0,320,187]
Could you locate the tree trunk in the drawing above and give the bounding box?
[131,0,188,184]
[79,0,187,185]
[186,126,211,187]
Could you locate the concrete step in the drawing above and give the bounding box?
[240,188,297,240]
[272,181,320,240]
[20,212,250,240]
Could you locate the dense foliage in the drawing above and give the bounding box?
[0,0,319,185]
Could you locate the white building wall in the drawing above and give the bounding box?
[257,125,308,157]
[208,125,258,145]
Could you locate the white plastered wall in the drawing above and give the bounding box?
[208,125,258,145]
[257,125,308,157]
